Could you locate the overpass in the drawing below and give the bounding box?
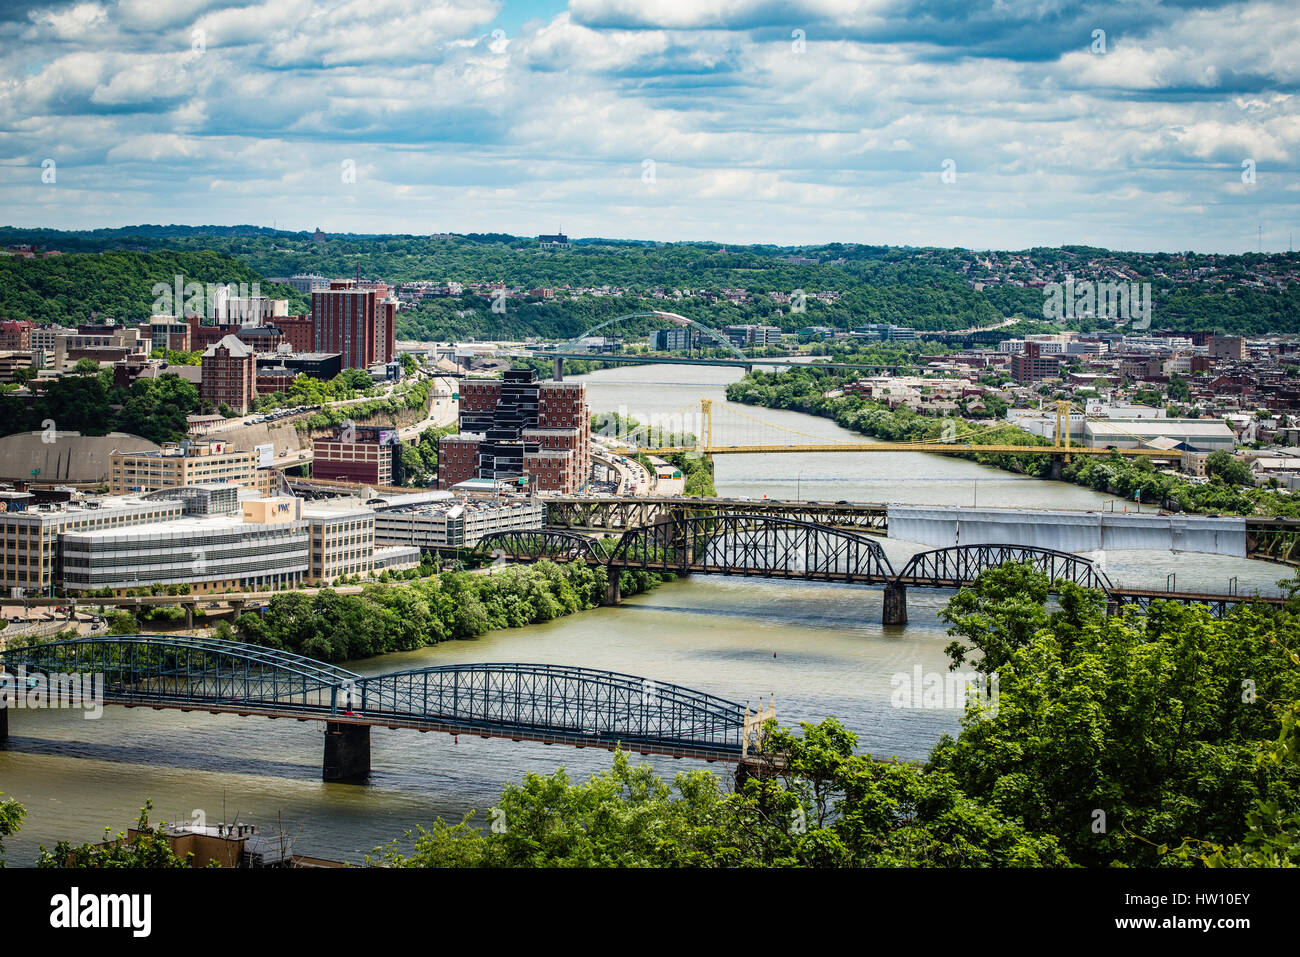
[0,636,775,781]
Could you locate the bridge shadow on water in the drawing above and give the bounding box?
[0,735,321,782]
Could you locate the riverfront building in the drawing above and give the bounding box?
[60,494,310,594]
[0,496,185,596]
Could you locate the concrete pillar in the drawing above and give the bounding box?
[1048,455,1065,481]
[0,702,8,743]
[323,722,371,783]
[603,575,622,606]
[184,603,194,629]
[552,356,564,381]
[1105,600,1120,617]
[882,583,908,626]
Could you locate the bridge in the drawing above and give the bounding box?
[476,515,1291,624]
[0,636,775,782]
[607,398,1174,465]
[543,496,1296,567]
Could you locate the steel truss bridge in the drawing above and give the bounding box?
[0,636,771,781]
[475,515,1289,623]
[544,496,1298,567]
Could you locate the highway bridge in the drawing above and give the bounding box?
[0,636,775,781]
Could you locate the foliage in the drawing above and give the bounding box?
[36,801,194,868]
[1,369,202,443]
[233,562,648,662]
[0,794,24,868]
[107,610,139,635]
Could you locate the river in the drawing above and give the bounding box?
[0,363,1288,864]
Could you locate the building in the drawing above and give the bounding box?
[0,319,33,350]
[109,441,267,495]
[438,368,591,493]
[60,494,309,594]
[312,280,396,370]
[312,425,406,486]
[538,232,570,248]
[0,496,186,595]
[1082,419,1236,452]
[1011,342,1062,384]
[200,335,257,414]
[373,496,544,549]
[724,324,781,347]
[269,316,317,353]
[650,328,695,351]
[221,296,289,324]
[300,500,376,582]
[1210,335,1246,361]
[853,323,916,342]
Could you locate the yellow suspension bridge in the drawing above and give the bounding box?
[606,399,1175,460]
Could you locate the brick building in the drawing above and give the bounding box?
[0,319,33,350]
[312,425,407,486]
[200,335,257,413]
[1010,341,1062,385]
[312,280,397,369]
[438,368,591,493]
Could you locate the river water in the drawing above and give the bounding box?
[0,364,1288,864]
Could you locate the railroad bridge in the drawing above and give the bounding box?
[475,515,1288,624]
[0,636,775,782]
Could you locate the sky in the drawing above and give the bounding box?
[0,0,1296,252]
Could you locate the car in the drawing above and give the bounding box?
[836,500,851,505]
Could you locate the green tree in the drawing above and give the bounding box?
[0,794,25,867]
[36,801,194,868]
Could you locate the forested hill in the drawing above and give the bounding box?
[1,226,1296,338]
[0,249,307,325]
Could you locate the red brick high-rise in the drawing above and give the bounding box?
[200,334,257,413]
[312,280,397,370]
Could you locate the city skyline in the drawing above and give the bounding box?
[0,0,1294,253]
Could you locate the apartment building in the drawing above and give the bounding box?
[200,334,257,414]
[438,369,591,493]
[312,280,397,369]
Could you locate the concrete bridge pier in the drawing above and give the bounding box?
[1048,455,1065,481]
[603,574,622,606]
[882,583,908,625]
[184,602,195,629]
[323,722,371,783]
[0,703,8,743]
[553,356,564,381]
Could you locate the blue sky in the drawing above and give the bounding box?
[0,0,1295,252]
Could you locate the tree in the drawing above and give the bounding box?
[0,794,25,867]
[107,610,139,635]
[1205,449,1253,486]
[73,358,101,374]
[36,801,194,868]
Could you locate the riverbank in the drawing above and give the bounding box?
[725,368,1299,518]
[224,562,672,663]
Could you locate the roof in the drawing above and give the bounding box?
[203,334,253,358]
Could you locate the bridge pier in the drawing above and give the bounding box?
[323,722,371,783]
[184,603,194,629]
[882,583,908,626]
[552,356,564,381]
[1048,455,1065,481]
[0,702,8,743]
[603,574,622,606]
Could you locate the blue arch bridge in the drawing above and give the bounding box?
[0,637,776,782]
[475,515,1285,624]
